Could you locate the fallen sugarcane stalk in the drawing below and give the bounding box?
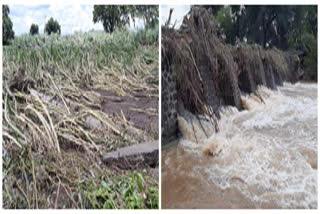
[3,131,23,148]
[83,109,121,135]
[30,88,121,135]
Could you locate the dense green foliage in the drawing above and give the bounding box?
[29,23,39,35]
[93,5,158,33]
[44,17,61,35]
[2,5,15,45]
[206,5,317,81]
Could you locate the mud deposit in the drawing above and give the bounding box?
[162,83,317,209]
[97,89,158,138]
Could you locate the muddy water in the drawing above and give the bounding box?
[162,82,317,209]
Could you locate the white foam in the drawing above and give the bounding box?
[178,82,317,208]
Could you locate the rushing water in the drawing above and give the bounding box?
[162,82,317,209]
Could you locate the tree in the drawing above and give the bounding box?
[287,6,317,81]
[288,6,317,48]
[203,5,224,16]
[93,5,134,33]
[134,6,159,28]
[215,6,234,43]
[30,23,39,35]
[210,5,317,81]
[242,6,297,49]
[211,5,317,50]
[2,5,14,45]
[44,17,61,35]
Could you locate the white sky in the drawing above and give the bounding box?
[9,5,144,35]
[161,5,190,29]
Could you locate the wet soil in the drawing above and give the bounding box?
[96,89,158,139]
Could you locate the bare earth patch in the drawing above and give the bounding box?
[97,89,158,140]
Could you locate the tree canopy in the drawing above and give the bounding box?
[93,5,133,33]
[206,5,317,50]
[134,6,159,28]
[44,17,61,35]
[30,23,39,35]
[205,5,317,80]
[93,5,158,33]
[2,5,15,45]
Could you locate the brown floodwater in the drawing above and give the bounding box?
[162,82,317,209]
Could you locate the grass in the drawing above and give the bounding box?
[3,28,158,209]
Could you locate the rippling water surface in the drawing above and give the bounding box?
[162,82,317,209]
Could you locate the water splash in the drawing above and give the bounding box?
[163,83,317,208]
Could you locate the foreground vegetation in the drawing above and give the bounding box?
[3,28,158,208]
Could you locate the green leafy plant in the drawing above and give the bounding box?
[81,172,158,209]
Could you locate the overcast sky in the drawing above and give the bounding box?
[161,5,190,28]
[9,5,144,35]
